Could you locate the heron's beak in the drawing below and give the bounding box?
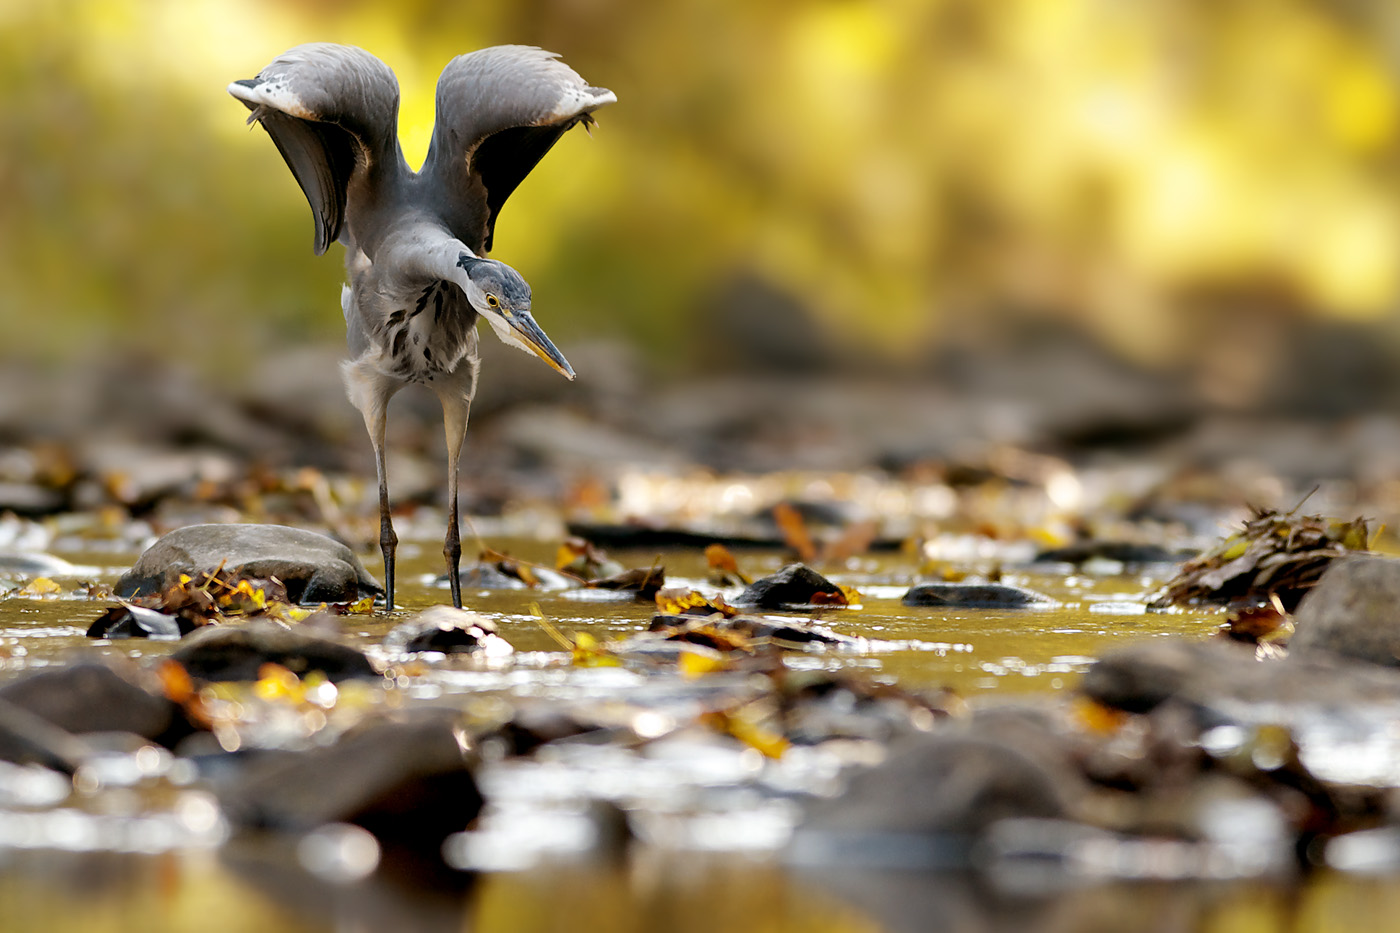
[506,310,576,380]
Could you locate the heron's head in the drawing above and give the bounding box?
[456,255,574,380]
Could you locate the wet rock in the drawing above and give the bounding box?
[1080,639,1258,714]
[384,608,513,657]
[1035,541,1194,566]
[116,523,382,604]
[733,564,846,610]
[1291,555,1400,667]
[565,522,786,552]
[0,697,89,773]
[588,566,666,600]
[0,661,185,744]
[169,620,378,683]
[221,712,483,855]
[901,581,1056,609]
[789,733,1070,867]
[86,604,191,640]
[0,550,76,578]
[645,613,858,650]
[1084,635,1400,717]
[447,563,528,590]
[0,483,66,518]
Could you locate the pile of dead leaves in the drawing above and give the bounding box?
[1149,507,1372,611]
[87,568,321,639]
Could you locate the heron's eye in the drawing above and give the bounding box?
[486,294,499,308]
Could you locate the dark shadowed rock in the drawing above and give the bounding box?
[734,564,845,610]
[0,661,183,743]
[1080,639,1258,713]
[902,581,1056,609]
[115,524,381,604]
[789,733,1070,868]
[169,620,378,683]
[1291,556,1400,667]
[0,697,89,773]
[1083,634,1400,715]
[220,712,483,855]
[1035,541,1195,566]
[384,608,513,657]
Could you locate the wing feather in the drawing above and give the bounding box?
[229,44,402,255]
[423,46,615,253]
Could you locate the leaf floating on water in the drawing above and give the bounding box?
[18,577,62,598]
[1220,594,1292,645]
[571,631,621,668]
[345,595,376,615]
[702,707,789,759]
[655,588,739,618]
[772,503,818,564]
[705,543,750,586]
[587,564,665,600]
[480,548,540,587]
[555,537,624,581]
[678,648,731,678]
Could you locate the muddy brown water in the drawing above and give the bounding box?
[3,538,1398,931]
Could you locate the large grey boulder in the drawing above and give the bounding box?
[116,524,381,604]
[1291,555,1400,667]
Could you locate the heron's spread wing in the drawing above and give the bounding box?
[229,44,401,255]
[425,46,616,253]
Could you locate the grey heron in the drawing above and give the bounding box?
[229,44,615,610]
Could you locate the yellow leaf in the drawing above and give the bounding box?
[571,631,621,668]
[1074,697,1128,735]
[346,595,376,614]
[1218,537,1249,561]
[678,649,730,678]
[655,588,738,617]
[19,577,62,597]
[704,710,788,759]
[252,663,303,702]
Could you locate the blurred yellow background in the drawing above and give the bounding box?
[3,0,1399,396]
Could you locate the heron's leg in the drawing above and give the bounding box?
[343,360,401,610]
[440,394,471,609]
[373,425,399,611]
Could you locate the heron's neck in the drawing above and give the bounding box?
[376,220,479,295]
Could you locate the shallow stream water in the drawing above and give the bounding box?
[5,536,1400,931]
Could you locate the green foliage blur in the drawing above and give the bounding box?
[3,0,1399,375]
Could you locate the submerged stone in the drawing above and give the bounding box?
[116,523,381,605]
[901,581,1056,609]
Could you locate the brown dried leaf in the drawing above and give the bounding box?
[772,503,817,564]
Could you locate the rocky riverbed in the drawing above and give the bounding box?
[10,347,1400,929]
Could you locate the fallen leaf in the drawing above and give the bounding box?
[705,543,751,585]
[772,503,817,564]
